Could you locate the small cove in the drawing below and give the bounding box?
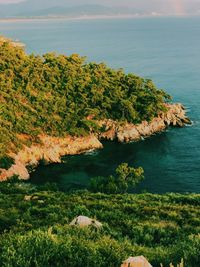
[30,127,200,193]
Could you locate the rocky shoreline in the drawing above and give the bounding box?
[0,36,25,48]
[0,103,191,181]
[99,103,191,142]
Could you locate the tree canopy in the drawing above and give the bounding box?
[90,163,144,193]
[0,42,171,159]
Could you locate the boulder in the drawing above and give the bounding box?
[121,256,152,267]
[24,195,32,201]
[136,121,152,136]
[69,216,102,228]
[117,125,141,143]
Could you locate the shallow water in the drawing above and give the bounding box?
[1,16,200,193]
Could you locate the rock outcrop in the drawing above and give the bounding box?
[121,256,152,267]
[69,216,102,228]
[0,36,25,48]
[99,103,191,143]
[0,135,102,181]
[0,103,191,181]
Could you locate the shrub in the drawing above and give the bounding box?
[0,156,15,169]
[90,163,144,194]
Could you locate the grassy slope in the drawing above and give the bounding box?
[0,38,198,267]
[0,182,199,267]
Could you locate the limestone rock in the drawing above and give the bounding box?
[117,124,141,143]
[0,103,191,181]
[24,195,40,201]
[0,36,25,48]
[99,103,191,143]
[24,195,32,201]
[121,256,152,267]
[98,119,117,140]
[0,135,103,181]
[69,216,102,228]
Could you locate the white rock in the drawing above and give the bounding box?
[121,256,152,267]
[69,216,102,228]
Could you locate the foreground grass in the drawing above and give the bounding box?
[0,182,199,267]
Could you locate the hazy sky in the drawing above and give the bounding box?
[0,0,22,2]
[0,0,24,3]
[0,0,199,5]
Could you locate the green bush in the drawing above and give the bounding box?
[90,163,144,193]
[0,227,132,267]
[0,156,15,169]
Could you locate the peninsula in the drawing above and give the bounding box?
[0,37,190,180]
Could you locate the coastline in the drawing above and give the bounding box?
[0,103,191,181]
[0,15,151,23]
[0,14,192,23]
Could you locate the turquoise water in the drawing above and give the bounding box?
[1,17,200,193]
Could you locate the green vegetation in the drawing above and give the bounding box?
[90,163,144,193]
[0,181,199,267]
[0,38,198,267]
[0,41,170,160]
[166,259,184,267]
[0,156,15,169]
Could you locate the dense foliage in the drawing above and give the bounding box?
[0,156,15,169]
[0,38,196,267]
[0,42,170,159]
[90,163,144,193]
[0,182,199,267]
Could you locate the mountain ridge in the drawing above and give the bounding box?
[1,0,199,18]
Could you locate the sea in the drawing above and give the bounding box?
[0,16,200,193]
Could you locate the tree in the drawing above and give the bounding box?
[90,163,144,194]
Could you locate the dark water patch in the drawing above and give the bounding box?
[30,128,200,193]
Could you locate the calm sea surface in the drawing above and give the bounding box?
[1,17,200,193]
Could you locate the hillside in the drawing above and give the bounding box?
[0,40,170,154]
[13,5,126,18]
[0,2,142,18]
[0,182,199,266]
[0,38,192,181]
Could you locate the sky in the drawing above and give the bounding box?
[0,0,198,6]
[0,0,192,5]
[0,0,23,3]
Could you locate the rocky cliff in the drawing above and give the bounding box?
[0,36,25,48]
[99,103,191,142]
[0,135,102,181]
[0,103,190,181]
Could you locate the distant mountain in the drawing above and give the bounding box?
[0,3,143,18]
[0,0,199,18]
[0,0,160,18]
[16,5,130,18]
